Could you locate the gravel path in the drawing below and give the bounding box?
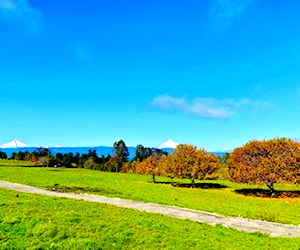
[0,180,299,238]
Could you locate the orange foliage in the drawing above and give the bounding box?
[165,144,197,179]
[227,138,300,188]
[25,152,38,162]
[148,144,221,181]
[105,156,122,172]
[135,154,166,180]
[193,149,221,180]
[121,162,133,173]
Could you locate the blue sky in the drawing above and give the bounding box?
[0,0,300,150]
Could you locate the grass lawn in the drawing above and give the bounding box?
[0,189,300,249]
[0,163,299,225]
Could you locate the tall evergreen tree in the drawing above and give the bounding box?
[113,140,129,162]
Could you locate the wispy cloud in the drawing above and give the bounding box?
[151,94,234,119]
[210,0,252,30]
[0,0,42,32]
[251,100,279,112]
[151,94,276,119]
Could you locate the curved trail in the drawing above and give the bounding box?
[0,180,299,238]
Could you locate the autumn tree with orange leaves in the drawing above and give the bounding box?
[193,149,221,180]
[226,138,300,193]
[164,144,197,184]
[135,153,167,182]
[165,144,221,187]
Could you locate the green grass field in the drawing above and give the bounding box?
[1,189,300,249]
[0,162,299,225]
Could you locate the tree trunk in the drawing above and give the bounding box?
[267,182,275,196]
[171,177,174,186]
[152,173,156,183]
[191,178,195,188]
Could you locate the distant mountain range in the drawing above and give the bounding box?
[0,139,180,150]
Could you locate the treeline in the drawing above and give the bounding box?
[122,138,300,193]
[0,140,167,172]
[1,138,299,192]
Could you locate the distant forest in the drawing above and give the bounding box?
[0,140,169,172]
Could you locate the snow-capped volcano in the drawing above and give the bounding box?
[158,139,179,149]
[0,139,30,148]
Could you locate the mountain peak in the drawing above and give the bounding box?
[158,139,179,149]
[0,139,29,148]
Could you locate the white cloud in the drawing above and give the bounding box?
[188,98,231,118]
[0,0,42,32]
[210,0,252,30]
[151,94,185,112]
[151,94,233,119]
[151,94,276,119]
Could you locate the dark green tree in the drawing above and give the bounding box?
[113,140,129,162]
[14,151,26,161]
[79,153,88,168]
[88,149,98,160]
[10,152,17,160]
[63,152,75,167]
[55,153,64,161]
[0,151,7,159]
[36,148,51,158]
[73,152,80,166]
[134,145,166,162]
[153,148,168,157]
[134,144,145,161]
[134,144,151,161]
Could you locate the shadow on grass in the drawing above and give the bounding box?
[172,183,228,189]
[151,181,228,189]
[151,181,173,184]
[235,188,300,198]
[0,165,37,167]
[47,184,122,196]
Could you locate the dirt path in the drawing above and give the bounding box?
[0,180,299,238]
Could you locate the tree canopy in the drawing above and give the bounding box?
[164,144,221,184]
[113,140,129,162]
[226,138,300,192]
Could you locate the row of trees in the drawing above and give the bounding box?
[0,140,167,172]
[133,138,300,192]
[1,138,299,192]
[133,144,221,185]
